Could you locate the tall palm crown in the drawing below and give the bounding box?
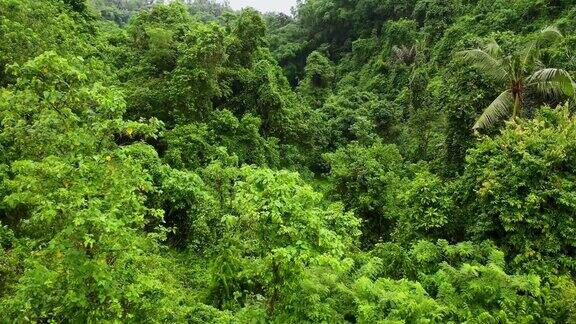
[459,26,576,130]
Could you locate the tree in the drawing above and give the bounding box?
[298,51,335,108]
[459,26,576,130]
[209,166,360,316]
[63,0,88,14]
[4,0,576,322]
[0,51,196,322]
[459,107,576,273]
[229,8,266,67]
[324,141,405,246]
[163,110,279,169]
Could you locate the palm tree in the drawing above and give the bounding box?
[392,44,417,65]
[459,26,576,130]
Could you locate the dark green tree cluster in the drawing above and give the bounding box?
[1,0,576,322]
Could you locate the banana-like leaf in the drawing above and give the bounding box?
[458,49,508,83]
[528,68,576,97]
[474,90,514,130]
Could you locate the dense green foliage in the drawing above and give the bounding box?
[1,0,576,322]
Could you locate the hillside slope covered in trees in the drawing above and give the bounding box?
[1,0,576,322]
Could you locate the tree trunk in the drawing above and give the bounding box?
[512,94,521,118]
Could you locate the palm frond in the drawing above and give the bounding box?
[539,25,562,42]
[457,49,508,83]
[533,59,546,71]
[523,26,563,65]
[484,39,503,58]
[473,90,514,130]
[527,68,576,97]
